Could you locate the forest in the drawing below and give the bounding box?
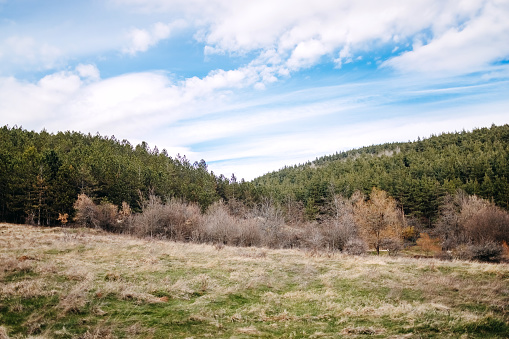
[1,124,509,261]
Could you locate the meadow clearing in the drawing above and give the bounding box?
[0,223,508,338]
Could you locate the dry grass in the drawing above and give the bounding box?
[0,223,508,338]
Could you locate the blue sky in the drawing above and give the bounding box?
[1,0,509,180]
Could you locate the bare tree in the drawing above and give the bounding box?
[322,194,357,251]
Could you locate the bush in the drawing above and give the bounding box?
[416,233,441,256]
[132,196,202,240]
[344,238,368,255]
[452,244,473,261]
[201,202,245,246]
[380,238,403,256]
[469,242,503,263]
[434,251,453,261]
[95,201,119,232]
[464,206,509,245]
[74,194,99,228]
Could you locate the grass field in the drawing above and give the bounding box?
[1,223,508,338]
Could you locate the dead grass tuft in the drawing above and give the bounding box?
[341,326,385,335]
[0,279,50,298]
[78,325,115,339]
[0,326,9,339]
[58,280,92,315]
[236,326,262,335]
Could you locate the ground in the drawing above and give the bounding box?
[0,223,508,338]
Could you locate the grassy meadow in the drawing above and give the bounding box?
[1,223,508,338]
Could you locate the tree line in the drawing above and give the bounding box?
[0,126,243,225]
[1,124,509,260]
[252,124,509,225]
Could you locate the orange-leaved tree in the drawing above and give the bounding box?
[354,188,404,255]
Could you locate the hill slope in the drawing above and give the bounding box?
[252,124,509,222]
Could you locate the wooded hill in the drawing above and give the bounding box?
[1,124,508,227]
[0,126,236,225]
[252,124,509,225]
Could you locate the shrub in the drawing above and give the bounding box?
[380,238,403,256]
[201,201,242,245]
[469,242,503,263]
[452,244,473,261]
[73,194,99,228]
[251,199,285,248]
[435,191,509,250]
[236,218,262,247]
[434,251,453,261]
[416,232,441,256]
[95,201,119,232]
[464,206,509,245]
[130,195,202,240]
[321,194,358,251]
[402,226,418,243]
[344,238,368,255]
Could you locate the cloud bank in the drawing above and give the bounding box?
[0,0,509,179]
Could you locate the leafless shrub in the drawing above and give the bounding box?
[344,237,368,255]
[226,199,249,218]
[236,218,262,247]
[201,201,264,246]
[301,225,325,250]
[321,194,358,251]
[452,244,473,261]
[130,195,202,240]
[463,205,509,245]
[201,201,241,245]
[95,201,119,232]
[251,198,285,248]
[436,190,509,251]
[130,195,166,237]
[380,237,403,255]
[434,251,453,261]
[283,198,306,226]
[74,194,99,228]
[469,242,503,263]
[272,225,306,249]
[320,220,356,251]
[73,194,120,232]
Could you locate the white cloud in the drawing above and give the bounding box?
[383,1,509,75]
[2,0,509,181]
[123,20,186,55]
[114,0,508,78]
[76,64,100,81]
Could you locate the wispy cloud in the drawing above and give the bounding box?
[0,0,508,180]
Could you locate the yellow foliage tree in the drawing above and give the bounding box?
[416,232,441,256]
[354,188,404,254]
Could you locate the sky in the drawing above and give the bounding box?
[1,0,508,180]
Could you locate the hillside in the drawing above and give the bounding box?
[0,126,230,226]
[1,223,508,338]
[252,124,509,223]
